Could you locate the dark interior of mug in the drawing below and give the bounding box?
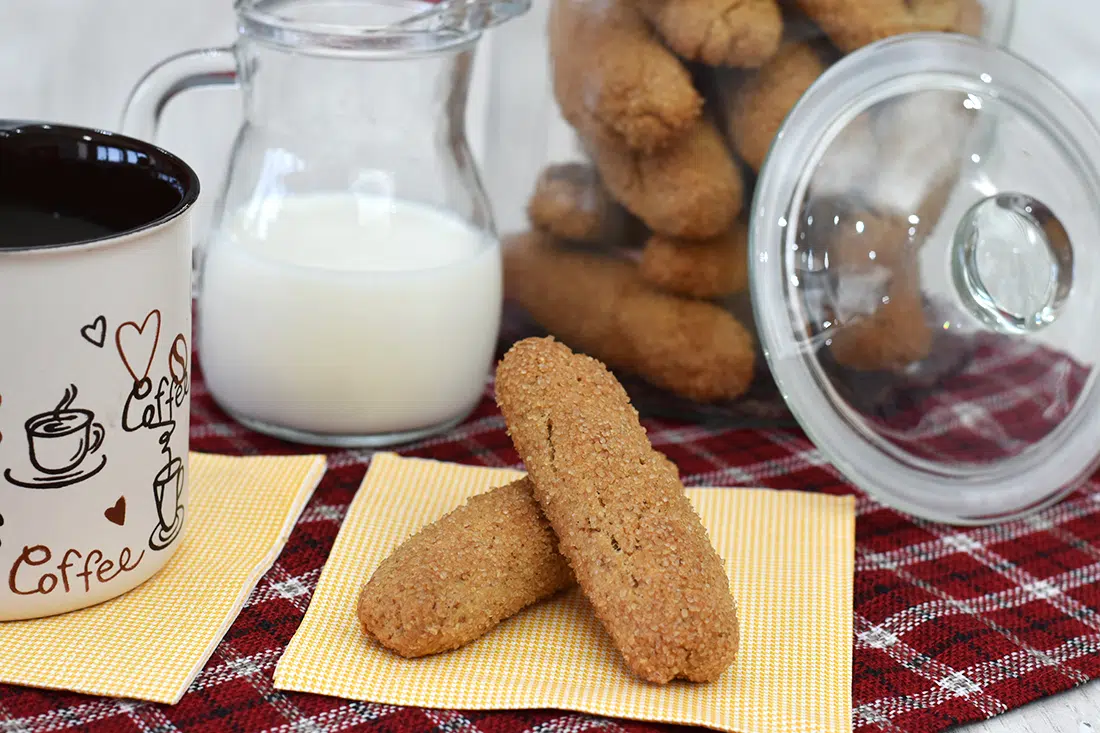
[0,121,199,250]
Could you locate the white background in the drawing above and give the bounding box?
[3,1,1100,730]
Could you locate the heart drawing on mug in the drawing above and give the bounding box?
[80,315,107,348]
[116,310,161,383]
[104,496,126,526]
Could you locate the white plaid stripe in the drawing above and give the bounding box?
[848,467,1100,731]
[853,633,1100,726]
[919,398,1028,453]
[298,503,348,525]
[853,614,1008,720]
[0,699,124,733]
[915,520,1100,640]
[264,701,396,733]
[1042,517,1100,566]
[872,560,1100,639]
[683,432,839,487]
[423,710,484,733]
[254,565,320,613]
[647,425,751,484]
[214,640,322,733]
[528,713,630,733]
[971,634,1100,683]
[390,417,511,461]
[113,700,179,733]
[323,450,379,471]
[187,649,284,692]
[967,337,1059,373]
[645,424,719,447]
[856,487,1100,572]
[852,705,908,733]
[188,419,246,441]
[1043,359,1078,419]
[248,569,322,608]
[0,716,30,733]
[857,543,1090,688]
[761,432,841,471]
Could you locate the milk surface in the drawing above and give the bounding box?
[197,193,502,438]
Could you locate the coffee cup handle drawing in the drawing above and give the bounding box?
[88,423,105,457]
[3,384,109,490]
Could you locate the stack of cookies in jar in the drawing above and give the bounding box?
[504,0,985,406]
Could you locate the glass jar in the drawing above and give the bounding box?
[482,0,1016,429]
[480,0,1100,524]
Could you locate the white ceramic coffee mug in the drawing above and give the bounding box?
[0,121,198,621]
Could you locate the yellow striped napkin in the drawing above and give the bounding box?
[0,452,326,704]
[275,453,855,733]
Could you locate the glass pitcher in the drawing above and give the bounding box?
[120,0,528,447]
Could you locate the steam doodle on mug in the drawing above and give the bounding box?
[80,315,107,348]
[119,312,188,552]
[3,385,108,490]
[0,513,4,550]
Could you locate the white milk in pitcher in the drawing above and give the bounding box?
[197,193,502,442]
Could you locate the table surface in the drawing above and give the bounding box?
[957,689,1099,733]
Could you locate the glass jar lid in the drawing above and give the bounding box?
[751,33,1100,524]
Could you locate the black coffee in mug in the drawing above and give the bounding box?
[0,121,194,249]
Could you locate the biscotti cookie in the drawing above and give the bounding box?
[639,219,750,299]
[527,162,643,247]
[503,231,756,403]
[495,337,740,683]
[549,0,702,152]
[358,477,574,657]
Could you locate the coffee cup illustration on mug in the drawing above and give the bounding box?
[150,455,185,550]
[3,384,108,489]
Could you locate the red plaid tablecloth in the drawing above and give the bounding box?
[2,336,1100,733]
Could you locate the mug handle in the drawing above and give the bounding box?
[119,47,239,295]
[88,423,105,455]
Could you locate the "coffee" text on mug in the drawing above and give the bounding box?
[7,544,145,595]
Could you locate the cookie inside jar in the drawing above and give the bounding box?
[483,0,1012,428]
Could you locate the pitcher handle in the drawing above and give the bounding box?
[119,47,238,143]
